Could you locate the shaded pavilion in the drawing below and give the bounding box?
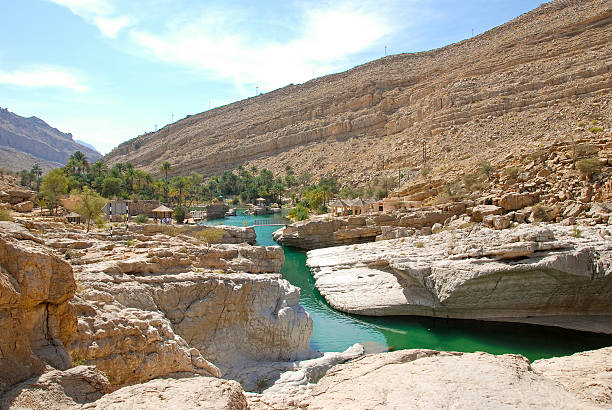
[152,205,173,222]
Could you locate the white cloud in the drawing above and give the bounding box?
[48,0,135,38]
[48,0,116,17]
[129,4,392,92]
[94,15,133,38]
[0,66,89,92]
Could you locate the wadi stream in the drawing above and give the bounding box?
[205,210,612,361]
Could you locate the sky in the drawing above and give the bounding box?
[0,0,544,155]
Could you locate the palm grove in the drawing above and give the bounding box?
[15,151,399,224]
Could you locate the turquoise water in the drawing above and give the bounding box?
[205,210,612,361]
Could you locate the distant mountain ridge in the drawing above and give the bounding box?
[75,140,101,155]
[0,108,101,172]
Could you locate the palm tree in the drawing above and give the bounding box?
[171,176,187,206]
[30,163,42,191]
[160,161,172,181]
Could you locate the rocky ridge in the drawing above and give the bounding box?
[0,108,101,172]
[105,0,611,188]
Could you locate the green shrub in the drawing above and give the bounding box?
[288,204,309,221]
[420,165,432,178]
[478,160,494,179]
[591,120,600,125]
[194,228,226,246]
[94,214,108,229]
[573,144,598,161]
[532,204,554,222]
[414,241,425,248]
[575,157,602,179]
[577,121,586,127]
[462,173,483,192]
[589,127,603,134]
[571,225,582,238]
[0,207,12,221]
[135,214,148,224]
[436,181,465,203]
[503,166,523,181]
[173,206,186,223]
[256,377,269,392]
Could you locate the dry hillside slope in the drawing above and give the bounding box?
[0,108,101,172]
[105,0,612,186]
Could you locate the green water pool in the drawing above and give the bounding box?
[205,210,612,361]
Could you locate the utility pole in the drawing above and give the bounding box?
[422,140,427,164]
[171,114,174,123]
[384,45,387,57]
[472,28,474,37]
[256,86,259,96]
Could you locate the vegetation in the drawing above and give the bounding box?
[589,127,603,134]
[74,186,107,232]
[479,160,494,179]
[575,158,602,180]
[135,214,148,224]
[288,204,309,221]
[571,225,582,238]
[532,203,555,222]
[40,168,68,215]
[436,181,465,203]
[0,207,12,221]
[173,205,186,223]
[503,166,523,181]
[194,228,226,246]
[573,144,598,161]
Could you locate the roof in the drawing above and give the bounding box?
[66,212,81,218]
[256,197,266,201]
[346,198,366,207]
[152,205,173,212]
[329,199,349,207]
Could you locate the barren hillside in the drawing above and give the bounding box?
[104,0,612,186]
[0,108,101,172]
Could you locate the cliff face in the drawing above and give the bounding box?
[0,221,77,394]
[0,108,101,172]
[105,0,611,184]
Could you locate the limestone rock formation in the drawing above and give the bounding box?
[14,219,314,390]
[532,347,612,406]
[131,223,257,245]
[82,376,248,410]
[0,221,77,394]
[105,0,611,190]
[306,349,602,409]
[306,223,612,332]
[0,366,110,409]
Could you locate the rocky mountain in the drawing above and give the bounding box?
[105,0,611,185]
[0,108,101,172]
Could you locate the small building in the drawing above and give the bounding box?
[152,205,173,222]
[65,212,81,224]
[329,199,350,217]
[102,199,161,217]
[256,197,266,207]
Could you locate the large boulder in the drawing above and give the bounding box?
[0,366,110,409]
[307,349,602,409]
[82,376,248,409]
[11,200,33,213]
[306,224,612,333]
[0,222,77,394]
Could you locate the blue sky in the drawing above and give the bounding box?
[0,0,543,155]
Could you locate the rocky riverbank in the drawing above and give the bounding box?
[307,223,612,333]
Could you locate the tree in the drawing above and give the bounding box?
[160,161,172,181]
[40,169,68,215]
[31,164,42,191]
[74,186,107,232]
[101,177,123,198]
[170,176,188,206]
[173,205,186,224]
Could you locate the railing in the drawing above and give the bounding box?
[251,218,287,226]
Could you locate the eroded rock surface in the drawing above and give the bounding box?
[0,366,110,410]
[306,349,602,409]
[82,376,248,410]
[532,347,612,406]
[0,221,77,394]
[307,223,612,332]
[16,220,314,390]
